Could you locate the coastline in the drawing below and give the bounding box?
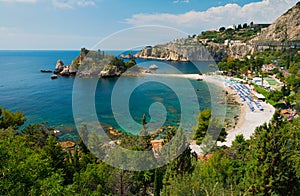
[145,73,276,147]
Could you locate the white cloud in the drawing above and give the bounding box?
[52,0,96,9]
[77,0,95,6]
[0,26,20,35]
[0,0,96,7]
[173,0,190,3]
[0,0,37,3]
[125,0,299,33]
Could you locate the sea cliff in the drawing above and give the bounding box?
[134,40,254,62]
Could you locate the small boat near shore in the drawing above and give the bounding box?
[51,74,58,79]
[40,69,52,73]
[149,64,159,70]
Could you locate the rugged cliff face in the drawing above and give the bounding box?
[134,45,189,61]
[206,43,254,61]
[134,40,254,62]
[252,2,300,42]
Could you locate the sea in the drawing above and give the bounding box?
[0,50,239,141]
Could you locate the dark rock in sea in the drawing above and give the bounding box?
[53,70,60,74]
[51,74,58,79]
[40,70,52,73]
[60,72,70,77]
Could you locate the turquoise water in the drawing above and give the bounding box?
[0,50,228,140]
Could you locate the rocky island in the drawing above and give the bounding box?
[53,48,139,78]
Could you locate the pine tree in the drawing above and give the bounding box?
[154,168,162,196]
[194,109,227,145]
[43,134,65,170]
[138,114,151,150]
[0,107,26,130]
[245,121,299,195]
[194,109,211,143]
[142,113,147,130]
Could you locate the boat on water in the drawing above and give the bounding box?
[40,69,52,73]
[51,74,58,79]
[149,64,159,70]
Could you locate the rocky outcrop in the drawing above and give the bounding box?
[55,59,64,70]
[252,2,300,42]
[53,60,73,76]
[54,60,64,74]
[60,66,70,76]
[99,65,121,78]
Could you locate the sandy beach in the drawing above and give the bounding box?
[145,73,276,147]
[203,75,275,146]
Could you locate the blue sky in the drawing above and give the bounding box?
[0,0,298,50]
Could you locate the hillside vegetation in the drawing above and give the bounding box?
[197,22,267,44]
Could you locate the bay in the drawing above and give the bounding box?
[0,50,236,140]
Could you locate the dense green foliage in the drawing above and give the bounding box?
[109,57,137,73]
[0,106,26,129]
[1,106,300,195]
[218,56,264,76]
